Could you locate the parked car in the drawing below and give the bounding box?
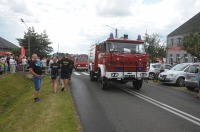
[148,63,172,79]
[158,63,192,87]
[184,63,200,90]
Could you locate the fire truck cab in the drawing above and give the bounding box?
[88,33,148,90]
[74,54,88,71]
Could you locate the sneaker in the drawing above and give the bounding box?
[61,87,65,91]
[34,98,42,102]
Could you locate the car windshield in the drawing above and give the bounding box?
[108,42,145,54]
[170,63,189,71]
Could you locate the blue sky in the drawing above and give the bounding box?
[0,0,200,54]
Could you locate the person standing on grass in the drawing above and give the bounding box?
[41,57,47,74]
[22,56,27,72]
[60,53,73,91]
[9,56,16,74]
[0,58,4,75]
[50,57,60,93]
[57,56,62,85]
[29,54,43,102]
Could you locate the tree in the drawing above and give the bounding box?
[17,27,53,58]
[143,33,166,62]
[180,29,200,60]
[11,48,20,56]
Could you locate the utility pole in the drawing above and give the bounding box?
[106,25,118,38]
[21,18,31,59]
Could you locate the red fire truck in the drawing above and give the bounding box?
[88,33,149,90]
[74,54,88,71]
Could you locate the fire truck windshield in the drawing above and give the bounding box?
[108,42,146,54]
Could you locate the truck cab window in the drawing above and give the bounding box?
[108,42,145,54]
[99,43,106,52]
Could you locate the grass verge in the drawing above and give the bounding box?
[0,73,81,132]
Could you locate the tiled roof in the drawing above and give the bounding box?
[168,12,200,37]
[0,37,19,49]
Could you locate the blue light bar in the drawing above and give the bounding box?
[137,35,141,40]
[110,33,114,38]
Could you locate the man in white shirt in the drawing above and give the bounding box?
[9,56,16,73]
[41,57,47,73]
[22,56,27,72]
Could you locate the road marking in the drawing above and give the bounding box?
[73,72,81,75]
[81,72,89,75]
[110,83,200,126]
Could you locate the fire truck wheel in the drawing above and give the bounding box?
[132,80,143,89]
[90,71,95,81]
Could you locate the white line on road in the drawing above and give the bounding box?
[73,72,81,75]
[111,83,200,126]
[82,72,89,75]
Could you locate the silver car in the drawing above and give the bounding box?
[148,63,172,79]
[184,63,200,90]
[158,63,192,86]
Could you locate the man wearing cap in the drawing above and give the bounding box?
[60,53,73,91]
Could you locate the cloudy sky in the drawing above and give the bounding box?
[0,0,200,54]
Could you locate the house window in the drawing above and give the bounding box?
[171,38,174,46]
[193,57,198,63]
[176,54,180,62]
[178,37,181,45]
[170,54,173,65]
[184,54,188,63]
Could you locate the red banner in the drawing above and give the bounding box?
[21,46,26,56]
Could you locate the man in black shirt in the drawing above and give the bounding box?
[60,53,73,91]
[29,54,43,102]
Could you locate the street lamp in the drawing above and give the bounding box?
[106,25,118,38]
[21,18,31,59]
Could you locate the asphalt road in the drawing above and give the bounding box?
[69,71,200,132]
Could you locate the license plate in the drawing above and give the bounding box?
[160,77,165,80]
[125,75,135,78]
[190,77,195,79]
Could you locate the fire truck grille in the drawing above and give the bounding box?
[105,61,147,72]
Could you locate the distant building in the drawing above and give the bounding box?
[166,12,200,64]
[0,37,19,52]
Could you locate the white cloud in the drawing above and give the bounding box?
[0,0,200,55]
[96,0,132,17]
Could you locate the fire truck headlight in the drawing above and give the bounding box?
[140,73,147,77]
[111,73,119,77]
